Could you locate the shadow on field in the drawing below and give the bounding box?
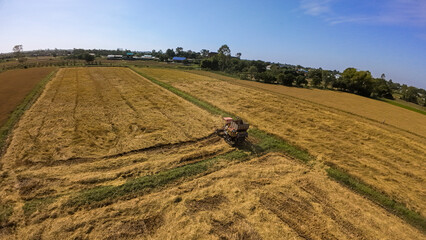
[232,138,264,155]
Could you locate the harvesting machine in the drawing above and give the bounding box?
[216,117,249,146]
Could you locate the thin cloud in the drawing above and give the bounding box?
[300,0,426,26]
[300,0,333,16]
[382,0,426,26]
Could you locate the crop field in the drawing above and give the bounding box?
[136,67,426,217]
[189,70,426,136]
[3,67,222,164]
[3,153,423,239]
[0,67,424,239]
[0,67,55,126]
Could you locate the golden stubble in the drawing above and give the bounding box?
[0,67,424,239]
[15,153,424,239]
[137,67,426,216]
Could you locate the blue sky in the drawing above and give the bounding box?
[0,0,425,88]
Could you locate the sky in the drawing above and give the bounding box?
[0,0,425,88]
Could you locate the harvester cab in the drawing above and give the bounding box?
[216,117,249,146]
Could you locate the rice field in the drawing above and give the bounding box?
[3,67,222,166]
[0,67,424,239]
[135,67,426,217]
[7,153,423,239]
[191,70,426,136]
[0,67,55,126]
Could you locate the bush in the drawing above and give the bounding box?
[277,73,293,86]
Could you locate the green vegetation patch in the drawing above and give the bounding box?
[0,69,57,154]
[66,150,249,209]
[131,67,236,118]
[132,67,312,162]
[23,197,56,216]
[0,203,14,224]
[379,98,426,115]
[326,166,426,233]
[248,128,311,162]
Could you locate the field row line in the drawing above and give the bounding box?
[130,67,426,233]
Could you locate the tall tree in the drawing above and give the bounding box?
[175,47,183,56]
[401,86,419,104]
[200,49,209,58]
[248,66,258,79]
[218,44,231,56]
[309,69,322,87]
[217,44,231,71]
[277,73,293,86]
[321,70,336,88]
[165,48,175,59]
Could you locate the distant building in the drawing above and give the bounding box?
[133,55,155,60]
[125,52,134,59]
[266,65,272,70]
[107,55,123,60]
[172,57,186,62]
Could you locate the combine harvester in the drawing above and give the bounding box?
[216,117,249,146]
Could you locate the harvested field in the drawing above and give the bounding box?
[0,67,55,126]
[5,153,423,239]
[3,67,221,165]
[135,67,426,216]
[0,67,232,238]
[1,66,424,239]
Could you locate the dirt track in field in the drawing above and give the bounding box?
[137,67,426,217]
[0,68,55,126]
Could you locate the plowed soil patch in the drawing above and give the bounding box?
[0,68,55,125]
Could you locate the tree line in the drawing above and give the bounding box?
[1,45,424,106]
[199,45,425,106]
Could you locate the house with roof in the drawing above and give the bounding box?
[107,55,123,60]
[172,56,186,62]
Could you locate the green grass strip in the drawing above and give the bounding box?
[0,69,58,154]
[132,67,312,163]
[0,203,13,224]
[66,150,248,209]
[23,197,56,216]
[131,67,236,118]
[379,98,426,115]
[326,166,426,233]
[248,128,311,162]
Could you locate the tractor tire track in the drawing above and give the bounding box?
[32,69,65,141]
[44,131,220,167]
